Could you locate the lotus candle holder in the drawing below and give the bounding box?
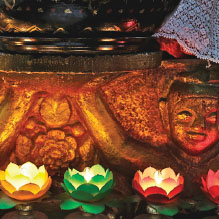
[0,162,52,219]
[60,164,114,218]
[201,169,219,219]
[132,167,184,217]
[201,169,219,205]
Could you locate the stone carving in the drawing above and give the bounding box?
[0,59,218,196]
[100,68,167,146]
[23,117,47,138]
[39,95,71,128]
[159,81,219,166]
[15,134,33,164]
[30,129,77,174]
[10,93,99,175]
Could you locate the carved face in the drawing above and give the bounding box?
[169,97,218,155]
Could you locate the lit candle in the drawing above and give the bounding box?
[0,162,52,201]
[154,170,163,185]
[62,164,114,202]
[201,169,219,204]
[132,167,184,204]
[83,168,94,183]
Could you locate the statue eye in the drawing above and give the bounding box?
[177,111,193,121]
[206,111,217,124]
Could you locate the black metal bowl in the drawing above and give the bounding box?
[0,0,180,54]
[0,0,180,36]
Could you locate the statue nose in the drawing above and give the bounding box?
[191,116,206,129]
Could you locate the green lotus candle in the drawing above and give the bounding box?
[60,164,114,214]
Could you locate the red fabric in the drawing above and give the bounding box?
[157,37,192,58]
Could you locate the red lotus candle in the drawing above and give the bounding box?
[132,167,184,204]
[201,169,219,204]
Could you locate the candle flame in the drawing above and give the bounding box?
[154,170,163,185]
[84,168,94,183]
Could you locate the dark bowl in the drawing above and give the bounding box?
[0,0,180,36]
[0,0,180,54]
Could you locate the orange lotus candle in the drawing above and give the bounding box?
[132,167,184,204]
[0,162,52,201]
[201,169,219,205]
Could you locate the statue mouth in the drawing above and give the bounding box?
[187,131,206,142]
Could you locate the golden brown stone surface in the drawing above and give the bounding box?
[0,55,218,196]
[39,96,71,128]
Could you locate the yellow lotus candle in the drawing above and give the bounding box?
[0,162,51,201]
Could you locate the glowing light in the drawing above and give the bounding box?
[83,168,94,183]
[62,164,114,202]
[22,38,36,42]
[132,167,184,204]
[154,170,163,185]
[201,169,219,204]
[117,40,126,44]
[0,162,52,201]
[98,46,113,51]
[100,38,116,42]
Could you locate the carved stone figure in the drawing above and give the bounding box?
[0,54,218,196]
[158,81,219,195]
[159,81,219,166]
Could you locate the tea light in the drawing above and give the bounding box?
[0,162,51,201]
[132,167,184,204]
[201,169,219,204]
[62,164,114,203]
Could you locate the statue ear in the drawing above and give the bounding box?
[159,98,170,132]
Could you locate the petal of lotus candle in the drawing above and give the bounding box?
[0,162,52,201]
[62,164,114,202]
[132,167,184,204]
[201,169,219,204]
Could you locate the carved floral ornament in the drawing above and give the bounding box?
[14,94,98,175]
[30,129,77,172]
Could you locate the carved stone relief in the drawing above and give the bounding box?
[0,89,99,176]
[0,60,218,196]
[98,66,219,195]
[159,82,219,165]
